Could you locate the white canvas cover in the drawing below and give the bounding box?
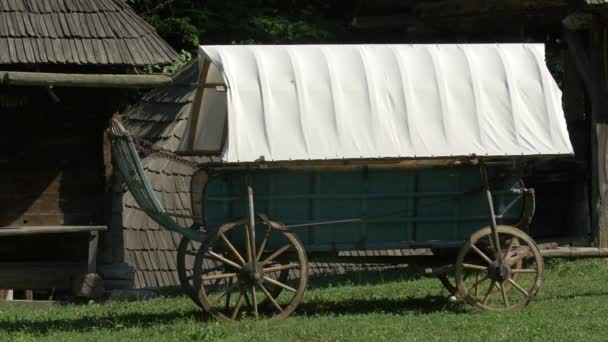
[178,44,573,162]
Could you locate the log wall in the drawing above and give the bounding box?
[0,85,118,261]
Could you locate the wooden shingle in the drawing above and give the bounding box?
[0,0,178,65]
[119,62,223,289]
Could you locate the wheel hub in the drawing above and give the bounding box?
[238,263,264,285]
[488,261,511,282]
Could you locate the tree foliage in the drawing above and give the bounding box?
[128,0,357,52]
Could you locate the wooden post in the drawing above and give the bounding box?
[187,61,211,152]
[88,231,99,273]
[589,16,608,247]
[564,13,608,247]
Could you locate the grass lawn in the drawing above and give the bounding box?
[1,259,608,341]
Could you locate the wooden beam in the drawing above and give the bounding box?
[2,72,172,88]
[88,231,99,273]
[541,246,608,257]
[187,61,211,151]
[563,13,608,247]
[589,16,608,247]
[564,29,593,92]
[0,226,107,237]
[0,262,84,289]
[201,82,227,89]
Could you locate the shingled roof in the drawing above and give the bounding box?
[0,0,179,66]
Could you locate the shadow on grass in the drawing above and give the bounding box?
[0,293,462,335]
[155,266,420,299]
[305,267,421,290]
[296,295,466,316]
[8,287,608,335]
[0,309,206,335]
[0,297,463,335]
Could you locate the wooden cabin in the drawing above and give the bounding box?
[0,0,178,299]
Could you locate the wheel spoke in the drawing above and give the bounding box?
[256,236,269,261]
[511,268,537,274]
[201,272,237,282]
[263,263,300,273]
[231,292,245,320]
[256,222,273,261]
[244,225,253,263]
[259,283,284,313]
[219,233,246,265]
[504,237,518,262]
[482,281,496,305]
[251,286,258,318]
[208,251,242,270]
[243,291,252,309]
[184,250,197,256]
[507,278,529,297]
[225,278,233,312]
[468,274,489,295]
[471,244,493,264]
[209,283,238,306]
[263,276,297,293]
[507,246,531,266]
[261,244,291,265]
[497,282,510,308]
[462,263,488,271]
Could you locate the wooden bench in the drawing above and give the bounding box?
[0,226,107,300]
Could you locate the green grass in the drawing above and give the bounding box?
[2,259,608,341]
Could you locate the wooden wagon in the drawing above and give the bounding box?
[111,44,574,320]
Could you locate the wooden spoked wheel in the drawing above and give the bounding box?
[439,259,524,299]
[455,225,543,311]
[193,216,308,321]
[177,236,206,307]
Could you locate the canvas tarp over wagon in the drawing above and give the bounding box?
[111,43,576,320]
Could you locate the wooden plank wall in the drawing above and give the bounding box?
[0,85,117,261]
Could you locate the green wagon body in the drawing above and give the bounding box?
[203,167,524,253]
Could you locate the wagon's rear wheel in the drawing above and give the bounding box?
[455,225,543,311]
[193,216,308,321]
[177,235,211,307]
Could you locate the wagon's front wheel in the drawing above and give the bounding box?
[193,216,308,321]
[455,225,543,311]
